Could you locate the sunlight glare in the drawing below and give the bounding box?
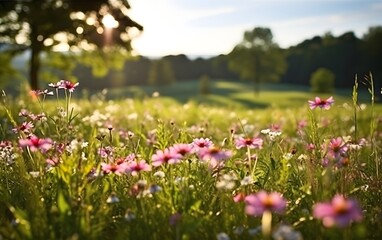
[102,14,119,29]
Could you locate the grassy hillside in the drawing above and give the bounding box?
[99,79,375,109]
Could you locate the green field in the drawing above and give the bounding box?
[100,79,376,110]
[0,79,381,239]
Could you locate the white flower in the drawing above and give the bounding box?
[154,171,165,179]
[216,173,237,190]
[216,232,230,240]
[240,176,253,186]
[106,193,120,203]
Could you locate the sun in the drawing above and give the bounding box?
[102,14,119,29]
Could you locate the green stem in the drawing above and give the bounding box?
[262,210,272,239]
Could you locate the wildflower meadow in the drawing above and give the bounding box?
[0,78,381,240]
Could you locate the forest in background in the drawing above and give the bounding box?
[3,26,382,92]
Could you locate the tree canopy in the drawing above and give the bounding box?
[0,0,142,89]
[228,27,286,94]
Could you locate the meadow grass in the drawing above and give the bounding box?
[0,79,381,240]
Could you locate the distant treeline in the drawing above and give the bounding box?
[75,28,382,90]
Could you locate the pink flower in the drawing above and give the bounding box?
[233,192,246,202]
[12,121,34,134]
[327,137,348,158]
[151,148,182,167]
[191,138,214,151]
[198,146,232,169]
[101,160,128,175]
[126,160,151,176]
[19,135,53,152]
[170,143,193,156]
[313,195,363,228]
[46,156,61,167]
[58,80,79,92]
[308,96,334,110]
[235,137,263,149]
[245,191,286,216]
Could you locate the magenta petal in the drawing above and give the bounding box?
[313,203,334,218]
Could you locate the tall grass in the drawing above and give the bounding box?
[0,79,381,239]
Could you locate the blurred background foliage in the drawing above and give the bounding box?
[0,1,382,97]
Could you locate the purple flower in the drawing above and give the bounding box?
[308,96,334,110]
[151,148,182,167]
[245,191,286,216]
[313,195,363,228]
[235,136,263,149]
[327,137,348,158]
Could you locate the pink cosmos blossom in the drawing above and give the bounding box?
[18,109,30,117]
[235,136,263,149]
[151,148,182,167]
[245,191,286,216]
[126,160,151,176]
[12,121,34,134]
[191,138,213,151]
[98,146,114,159]
[308,96,334,110]
[327,137,348,158]
[58,80,79,92]
[170,143,193,156]
[198,146,232,169]
[19,135,53,152]
[101,159,128,175]
[30,89,53,96]
[46,156,61,167]
[313,195,363,228]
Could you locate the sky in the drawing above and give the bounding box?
[128,0,382,57]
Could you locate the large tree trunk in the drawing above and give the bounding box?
[30,44,40,90]
[29,23,41,90]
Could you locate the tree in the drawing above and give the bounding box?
[228,27,286,94]
[310,68,335,93]
[148,59,176,86]
[199,74,211,95]
[0,0,142,90]
[0,51,18,88]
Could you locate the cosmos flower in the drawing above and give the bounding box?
[19,135,53,152]
[245,191,286,216]
[126,160,151,176]
[170,143,193,156]
[313,195,363,228]
[308,96,335,110]
[58,80,79,92]
[101,160,128,175]
[198,146,232,169]
[327,137,349,158]
[12,121,34,134]
[235,136,263,149]
[151,148,182,167]
[191,138,214,151]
